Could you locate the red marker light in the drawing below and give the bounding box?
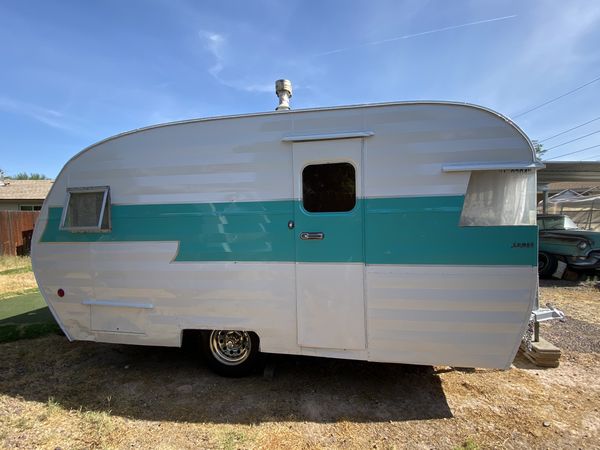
[57,289,65,297]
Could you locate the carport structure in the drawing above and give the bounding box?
[538,161,600,217]
[526,161,600,364]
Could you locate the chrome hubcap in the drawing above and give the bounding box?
[209,330,251,365]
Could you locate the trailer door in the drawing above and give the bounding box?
[292,138,366,350]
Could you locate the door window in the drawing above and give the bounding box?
[302,162,356,213]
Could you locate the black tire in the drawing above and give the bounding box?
[200,330,261,377]
[538,252,558,278]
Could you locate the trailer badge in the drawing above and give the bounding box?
[512,242,534,248]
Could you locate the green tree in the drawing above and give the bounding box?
[13,172,49,180]
[532,140,546,159]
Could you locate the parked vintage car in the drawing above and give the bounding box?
[538,214,600,277]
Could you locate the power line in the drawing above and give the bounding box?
[540,116,600,142]
[544,129,600,151]
[512,74,600,118]
[545,143,600,160]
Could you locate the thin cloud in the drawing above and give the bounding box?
[200,31,226,77]
[198,30,273,93]
[315,15,518,57]
[0,96,73,132]
[470,4,600,117]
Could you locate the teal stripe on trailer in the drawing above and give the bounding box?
[42,201,296,262]
[365,196,537,266]
[41,196,537,266]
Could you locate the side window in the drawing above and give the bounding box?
[459,170,536,226]
[61,187,111,232]
[302,162,356,213]
[19,205,40,211]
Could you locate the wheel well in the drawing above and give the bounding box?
[179,329,202,352]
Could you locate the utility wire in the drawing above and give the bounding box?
[540,116,600,142]
[512,75,600,118]
[545,143,600,160]
[544,129,600,151]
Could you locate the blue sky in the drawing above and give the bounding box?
[1,0,599,178]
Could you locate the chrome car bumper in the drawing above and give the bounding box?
[566,251,600,269]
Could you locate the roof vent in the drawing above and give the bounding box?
[275,79,292,111]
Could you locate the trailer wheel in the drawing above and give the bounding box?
[538,252,558,278]
[201,330,261,377]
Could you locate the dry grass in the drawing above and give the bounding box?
[540,278,600,324]
[0,256,31,272]
[0,396,122,449]
[0,280,598,449]
[0,256,38,300]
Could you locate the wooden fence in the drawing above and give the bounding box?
[0,211,40,256]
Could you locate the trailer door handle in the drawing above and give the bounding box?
[300,232,325,240]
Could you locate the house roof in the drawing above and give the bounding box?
[0,179,53,200]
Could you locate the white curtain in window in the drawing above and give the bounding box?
[460,170,536,226]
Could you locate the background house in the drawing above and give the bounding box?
[0,179,53,211]
[0,178,53,255]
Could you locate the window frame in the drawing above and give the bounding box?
[19,204,42,211]
[60,186,111,232]
[301,161,357,214]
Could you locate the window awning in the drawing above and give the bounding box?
[442,161,545,172]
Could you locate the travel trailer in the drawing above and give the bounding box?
[32,82,560,376]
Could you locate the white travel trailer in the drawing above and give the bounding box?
[32,89,552,376]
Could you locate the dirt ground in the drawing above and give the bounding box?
[0,280,599,449]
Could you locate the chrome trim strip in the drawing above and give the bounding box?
[82,299,154,309]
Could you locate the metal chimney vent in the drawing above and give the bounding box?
[275,79,292,111]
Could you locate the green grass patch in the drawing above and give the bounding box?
[220,430,248,450]
[454,438,480,450]
[0,322,61,342]
[0,291,61,342]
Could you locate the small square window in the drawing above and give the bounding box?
[61,187,111,232]
[19,205,42,211]
[302,162,356,213]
